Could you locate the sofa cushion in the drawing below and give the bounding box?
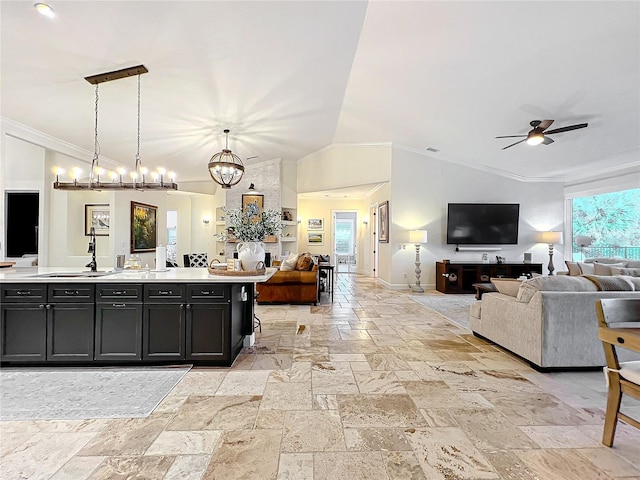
[610,267,640,277]
[627,260,640,268]
[578,262,595,275]
[516,275,598,303]
[296,253,312,271]
[490,278,522,297]
[584,275,634,291]
[585,257,628,265]
[593,262,626,276]
[565,261,581,276]
[280,253,300,271]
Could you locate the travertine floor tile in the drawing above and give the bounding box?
[281,410,345,452]
[404,427,498,479]
[203,429,281,480]
[6,275,637,480]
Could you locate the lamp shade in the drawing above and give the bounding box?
[536,231,563,245]
[575,235,592,248]
[409,229,428,244]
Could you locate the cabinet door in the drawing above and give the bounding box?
[186,303,229,362]
[47,303,95,361]
[1,304,47,362]
[95,303,142,361]
[143,304,185,360]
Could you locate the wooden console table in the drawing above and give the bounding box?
[436,261,542,294]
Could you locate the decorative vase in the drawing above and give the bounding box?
[236,241,266,271]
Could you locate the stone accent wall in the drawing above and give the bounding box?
[224,159,282,262]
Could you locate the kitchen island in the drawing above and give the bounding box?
[0,267,276,367]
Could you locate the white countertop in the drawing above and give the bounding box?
[0,267,277,284]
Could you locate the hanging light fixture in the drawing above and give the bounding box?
[53,65,177,191]
[208,129,245,189]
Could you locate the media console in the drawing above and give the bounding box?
[435,261,543,294]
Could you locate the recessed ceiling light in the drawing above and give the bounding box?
[34,3,55,18]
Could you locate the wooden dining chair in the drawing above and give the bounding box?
[595,298,640,447]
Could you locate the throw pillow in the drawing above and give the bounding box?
[610,266,640,277]
[490,278,522,297]
[296,253,312,271]
[280,253,299,271]
[516,275,598,303]
[619,275,640,291]
[583,275,634,291]
[565,261,581,276]
[593,262,626,276]
[578,262,595,275]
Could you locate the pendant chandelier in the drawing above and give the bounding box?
[208,129,245,189]
[53,65,177,191]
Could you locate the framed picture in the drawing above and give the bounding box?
[307,218,323,231]
[242,193,264,217]
[85,204,110,236]
[307,232,324,245]
[131,201,157,253]
[378,201,389,243]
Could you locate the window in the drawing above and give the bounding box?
[571,187,640,260]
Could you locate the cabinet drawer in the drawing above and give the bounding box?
[1,284,47,303]
[144,284,185,302]
[97,284,142,302]
[187,284,229,302]
[48,284,95,303]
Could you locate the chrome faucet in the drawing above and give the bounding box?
[86,226,97,272]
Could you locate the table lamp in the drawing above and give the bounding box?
[536,231,563,275]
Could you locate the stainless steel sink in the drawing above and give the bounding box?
[31,271,116,278]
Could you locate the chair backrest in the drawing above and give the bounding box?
[183,253,208,268]
[595,298,640,369]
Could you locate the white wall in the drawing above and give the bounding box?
[388,147,565,289]
[297,144,392,193]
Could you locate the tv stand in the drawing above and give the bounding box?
[435,261,542,294]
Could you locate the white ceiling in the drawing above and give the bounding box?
[2,1,638,184]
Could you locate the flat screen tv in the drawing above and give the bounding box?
[446,203,520,245]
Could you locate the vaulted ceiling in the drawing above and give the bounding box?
[2,1,638,183]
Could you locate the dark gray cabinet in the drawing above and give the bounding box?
[1,303,47,362]
[1,284,94,362]
[1,280,248,366]
[186,285,230,362]
[95,284,142,361]
[143,284,185,361]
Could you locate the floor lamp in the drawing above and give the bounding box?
[536,231,563,275]
[409,230,429,292]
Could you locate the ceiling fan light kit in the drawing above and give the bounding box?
[53,65,178,192]
[497,119,588,150]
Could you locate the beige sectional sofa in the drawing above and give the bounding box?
[470,272,640,370]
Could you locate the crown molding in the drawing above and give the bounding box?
[1,116,120,169]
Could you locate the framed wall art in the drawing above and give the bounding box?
[307,232,324,245]
[131,201,157,253]
[85,204,110,236]
[378,201,389,243]
[307,218,324,231]
[242,193,264,216]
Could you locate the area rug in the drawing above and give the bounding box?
[0,365,191,421]
[409,294,477,331]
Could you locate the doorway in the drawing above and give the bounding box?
[5,191,39,258]
[333,211,357,273]
[167,210,178,266]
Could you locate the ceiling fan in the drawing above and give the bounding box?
[496,120,588,150]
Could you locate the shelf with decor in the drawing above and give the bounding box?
[280,207,297,256]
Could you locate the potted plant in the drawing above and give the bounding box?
[214,202,282,270]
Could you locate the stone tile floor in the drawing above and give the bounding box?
[1,274,639,479]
